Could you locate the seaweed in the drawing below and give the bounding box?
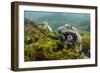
[24,21,90,61]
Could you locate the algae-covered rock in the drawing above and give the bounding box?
[24,21,88,61]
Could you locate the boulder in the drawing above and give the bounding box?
[57,24,82,51]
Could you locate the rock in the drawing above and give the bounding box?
[57,24,82,51]
[41,21,53,32]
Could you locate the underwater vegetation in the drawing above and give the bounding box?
[24,19,90,61]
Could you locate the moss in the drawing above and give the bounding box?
[82,34,90,57]
[25,56,30,61]
[24,23,89,61]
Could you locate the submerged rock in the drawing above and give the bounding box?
[40,21,53,32]
[24,21,86,61]
[57,24,82,51]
